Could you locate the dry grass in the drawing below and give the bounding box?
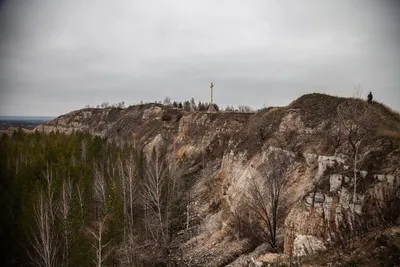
[378,129,400,139]
[300,226,400,266]
[175,147,185,160]
[178,130,186,138]
[215,170,226,181]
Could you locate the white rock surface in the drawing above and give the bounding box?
[330,174,343,192]
[293,234,326,257]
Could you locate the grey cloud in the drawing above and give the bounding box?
[0,0,399,116]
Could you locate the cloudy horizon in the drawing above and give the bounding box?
[0,0,399,116]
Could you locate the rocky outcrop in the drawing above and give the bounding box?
[32,94,400,266]
[293,235,327,257]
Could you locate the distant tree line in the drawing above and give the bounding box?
[84,98,255,113]
[162,96,219,111]
[162,96,255,113]
[224,105,254,113]
[85,101,126,109]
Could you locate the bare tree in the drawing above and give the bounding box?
[76,182,86,225]
[337,90,370,214]
[93,164,107,211]
[142,151,169,245]
[116,152,141,266]
[30,191,59,267]
[59,176,73,267]
[89,163,112,267]
[118,153,139,236]
[117,234,140,266]
[238,105,254,113]
[80,139,87,163]
[140,148,188,264]
[190,97,196,111]
[100,102,109,108]
[224,105,235,112]
[29,167,59,267]
[87,215,113,267]
[163,97,172,106]
[166,153,188,234]
[246,151,291,251]
[117,101,125,108]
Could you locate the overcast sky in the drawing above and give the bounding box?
[0,0,399,116]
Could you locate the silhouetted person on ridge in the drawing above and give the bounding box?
[367,92,373,103]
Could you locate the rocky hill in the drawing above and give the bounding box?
[34,93,400,266]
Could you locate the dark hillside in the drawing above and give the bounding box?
[288,93,346,128]
[290,93,400,133]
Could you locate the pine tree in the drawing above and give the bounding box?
[183,101,191,111]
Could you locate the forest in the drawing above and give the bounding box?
[0,130,191,267]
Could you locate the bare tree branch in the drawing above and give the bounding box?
[246,151,292,251]
[337,92,371,217]
[29,167,59,267]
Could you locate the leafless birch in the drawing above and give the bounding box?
[87,215,113,267]
[117,153,139,236]
[142,151,169,245]
[90,163,112,267]
[59,176,73,266]
[29,167,59,267]
[337,90,370,214]
[116,153,140,266]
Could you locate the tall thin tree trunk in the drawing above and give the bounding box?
[30,177,58,267]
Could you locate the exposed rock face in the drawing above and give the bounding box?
[293,234,327,257]
[33,94,400,266]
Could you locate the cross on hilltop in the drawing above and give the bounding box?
[208,82,216,113]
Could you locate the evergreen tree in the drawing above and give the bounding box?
[183,101,191,111]
[198,101,206,111]
[190,97,196,111]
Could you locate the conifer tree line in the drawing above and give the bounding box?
[0,130,191,266]
[163,96,220,112]
[162,96,254,112]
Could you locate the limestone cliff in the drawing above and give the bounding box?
[34,94,400,266]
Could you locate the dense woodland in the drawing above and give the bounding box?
[0,130,191,266]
